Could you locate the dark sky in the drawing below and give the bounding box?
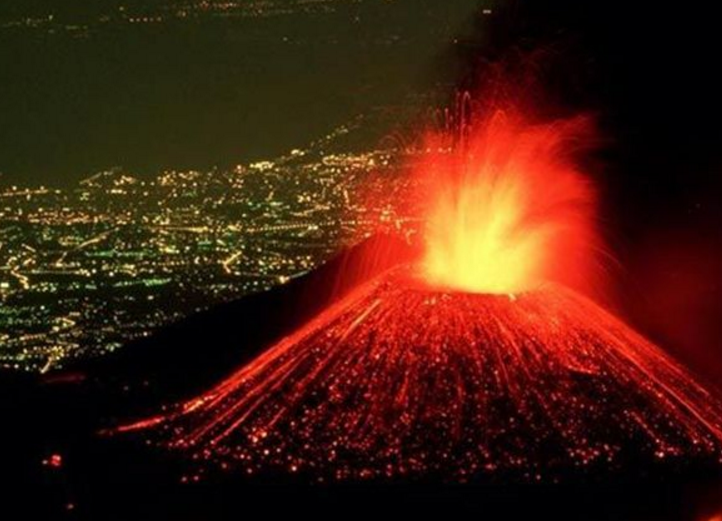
[0,0,480,186]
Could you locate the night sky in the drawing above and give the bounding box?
[0,0,478,186]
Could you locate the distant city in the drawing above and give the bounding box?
[0,121,421,372]
[0,0,347,37]
[0,0,476,371]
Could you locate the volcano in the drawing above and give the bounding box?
[131,265,722,481]
[124,100,722,482]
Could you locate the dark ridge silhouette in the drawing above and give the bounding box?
[45,234,417,419]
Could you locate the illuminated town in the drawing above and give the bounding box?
[0,123,419,372]
[0,0,458,371]
[0,0,349,36]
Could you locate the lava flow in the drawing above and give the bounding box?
[125,102,722,482]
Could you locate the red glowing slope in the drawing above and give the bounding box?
[138,266,722,480]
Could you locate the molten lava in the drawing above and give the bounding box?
[131,267,722,480]
[421,111,597,294]
[125,100,722,482]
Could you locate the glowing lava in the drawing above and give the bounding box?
[133,268,722,481]
[421,111,598,295]
[125,101,722,482]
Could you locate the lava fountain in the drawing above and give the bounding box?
[125,102,722,482]
[420,110,599,295]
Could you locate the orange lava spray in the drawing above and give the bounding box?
[420,110,598,295]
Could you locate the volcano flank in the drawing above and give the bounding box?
[131,265,722,481]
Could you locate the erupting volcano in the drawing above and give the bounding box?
[125,100,722,481]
